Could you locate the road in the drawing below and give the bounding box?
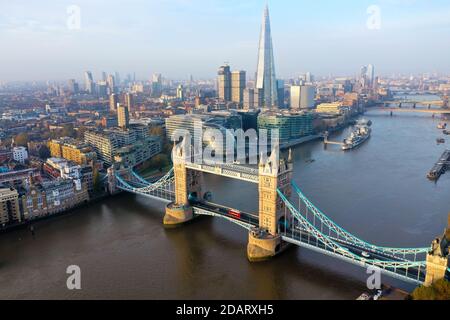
[191,200,426,283]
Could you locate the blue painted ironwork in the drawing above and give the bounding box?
[116,168,432,284]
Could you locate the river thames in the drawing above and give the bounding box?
[1,108,449,299]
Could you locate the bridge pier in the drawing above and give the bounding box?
[164,203,194,227]
[164,137,202,227]
[247,147,293,262]
[247,228,282,262]
[424,214,450,286]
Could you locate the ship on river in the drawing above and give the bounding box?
[342,120,372,151]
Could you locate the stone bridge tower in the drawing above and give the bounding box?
[424,214,450,286]
[164,139,203,227]
[248,148,293,262]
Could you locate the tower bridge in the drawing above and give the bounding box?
[108,142,450,287]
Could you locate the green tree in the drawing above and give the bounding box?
[61,124,76,138]
[14,133,29,147]
[149,154,170,171]
[93,169,101,193]
[412,279,450,300]
[38,145,51,160]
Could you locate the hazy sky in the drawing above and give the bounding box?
[1,0,450,81]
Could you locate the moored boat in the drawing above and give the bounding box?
[342,120,372,151]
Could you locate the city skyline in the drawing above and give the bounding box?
[2,0,450,81]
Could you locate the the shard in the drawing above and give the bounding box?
[256,5,278,109]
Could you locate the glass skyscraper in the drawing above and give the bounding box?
[256,5,278,109]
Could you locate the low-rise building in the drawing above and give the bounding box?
[21,179,89,220]
[85,125,159,167]
[48,137,97,165]
[0,188,21,226]
[12,146,28,164]
[84,130,119,165]
[114,137,162,168]
[43,157,94,193]
[316,102,349,115]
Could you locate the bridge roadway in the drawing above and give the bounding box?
[191,200,426,283]
[116,171,429,284]
[383,100,445,106]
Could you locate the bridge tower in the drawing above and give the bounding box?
[247,148,293,262]
[424,214,450,286]
[164,140,203,227]
[106,167,118,195]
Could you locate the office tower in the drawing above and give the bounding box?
[256,5,278,109]
[107,74,116,94]
[243,88,255,109]
[102,72,107,82]
[109,93,119,113]
[291,85,316,110]
[177,85,185,101]
[277,80,285,108]
[114,72,121,86]
[151,73,162,98]
[68,79,79,94]
[84,71,95,94]
[231,71,246,105]
[367,64,375,88]
[290,86,301,110]
[125,92,134,112]
[97,81,108,97]
[305,72,314,83]
[117,104,130,129]
[258,112,314,145]
[300,85,316,109]
[218,65,232,101]
[360,66,368,89]
[126,74,132,84]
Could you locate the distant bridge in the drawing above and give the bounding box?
[383,100,446,107]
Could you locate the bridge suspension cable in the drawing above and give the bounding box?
[115,169,175,201]
[277,188,426,283]
[291,181,430,257]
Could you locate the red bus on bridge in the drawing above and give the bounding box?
[228,209,241,219]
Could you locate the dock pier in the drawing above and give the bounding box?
[323,132,345,149]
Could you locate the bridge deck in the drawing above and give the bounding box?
[116,169,433,285]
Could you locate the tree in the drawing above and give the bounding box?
[76,127,88,140]
[38,145,51,160]
[149,154,170,171]
[149,126,164,137]
[61,124,76,138]
[14,133,29,147]
[93,169,101,194]
[412,279,450,300]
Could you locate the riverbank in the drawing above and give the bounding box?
[0,192,112,234]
